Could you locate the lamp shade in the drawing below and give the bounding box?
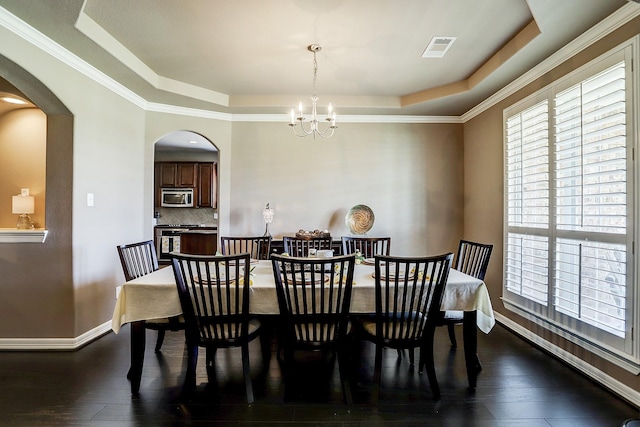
[262,203,274,224]
[12,195,34,214]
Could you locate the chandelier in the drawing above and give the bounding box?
[288,44,337,139]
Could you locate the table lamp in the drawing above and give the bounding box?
[262,203,274,237]
[12,188,35,229]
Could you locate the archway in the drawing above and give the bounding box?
[0,54,75,339]
[152,130,219,259]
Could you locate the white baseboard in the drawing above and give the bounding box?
[0,321,112,350]
[495,312,640,408]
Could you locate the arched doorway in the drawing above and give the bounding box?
[152,130,219,261]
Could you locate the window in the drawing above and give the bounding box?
[503,44,636,366]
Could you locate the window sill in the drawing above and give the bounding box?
[0,229,48,243]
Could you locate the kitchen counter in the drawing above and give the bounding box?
[155,224,217,229]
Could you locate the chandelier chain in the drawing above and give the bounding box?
[312,50,318,98]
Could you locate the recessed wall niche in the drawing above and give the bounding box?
[0,82,46,228]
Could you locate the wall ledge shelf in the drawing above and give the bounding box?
[0,229,48,243]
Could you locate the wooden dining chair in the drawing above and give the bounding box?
[359,253,453,402]
[271,253,356,405]
[282,235,332,257]
[117,240,184,353]
[342,236,402,356]
[171,252,266,404]
[341,236,391,257]
[438,239,493,348]
[220,235,272,260]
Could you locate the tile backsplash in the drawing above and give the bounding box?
[155,207,217,226]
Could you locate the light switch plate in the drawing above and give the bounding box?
[87,193,94,207]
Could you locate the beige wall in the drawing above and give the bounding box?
[230,121,464,256]
[71,88,147,336]
[0,108,46,228]
[462,107,504,294]
[463,15,640,396]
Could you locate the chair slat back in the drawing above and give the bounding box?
[220,236,272,260]
[117,240,159,281]
[456,240,493,280]
[283,236,332,257]
[271,254,355,346]
[171,253,251,346]
[373,253,453,344]
[341,236,391,257]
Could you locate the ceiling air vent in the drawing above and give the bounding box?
[422,36,457,58]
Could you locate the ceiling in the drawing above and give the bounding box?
[0,0,633,122]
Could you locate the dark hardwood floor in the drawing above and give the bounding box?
[0,323,637,426]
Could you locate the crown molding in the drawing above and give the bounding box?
[334,115,463,124]
[461,2,640,122]
[146,102,232,121]
[75,6,229,107]
[0,5,149,110]
[233,114,462,124]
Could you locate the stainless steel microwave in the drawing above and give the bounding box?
[160,188,194,207]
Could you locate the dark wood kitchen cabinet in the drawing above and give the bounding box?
[155,161,217,208]
[198,162,217,208]
[156,162,197,188]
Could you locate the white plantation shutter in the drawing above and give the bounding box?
[505,233,549,305]
[505,101,550,303]
[554,62,627,234]
[554,239,626,337]
[506,101,549,228]
[553,62,627,337]
[503,45,634,360]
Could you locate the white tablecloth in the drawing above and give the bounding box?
[112,261,495,334]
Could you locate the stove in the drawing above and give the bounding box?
[155,226,191,261]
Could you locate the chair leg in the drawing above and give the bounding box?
[241,342,255,404]
[337,349,353,405]
[154,329,166,353]
[475,354,482,372]
[278,343,296,402]
[397,348,415,365]
[259,329,272,370]
[447,324,457,348]
[206,347,217,367]
[283,345,295,380]
[421,334,440,400]
[372,344,383,405]
[182,345,198,396]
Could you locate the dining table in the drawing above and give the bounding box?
[112,259,495,395]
